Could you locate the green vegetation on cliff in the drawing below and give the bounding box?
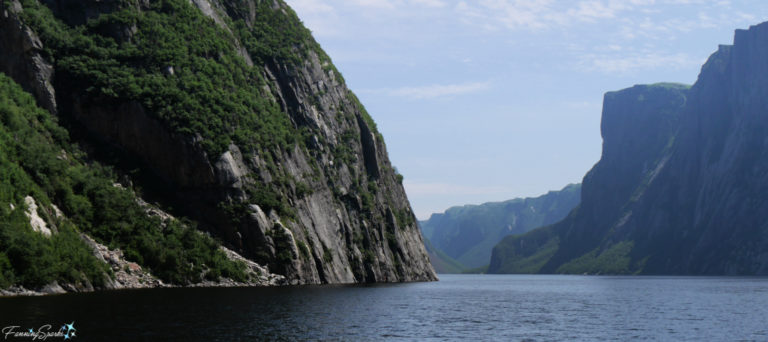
[0,72,246,289]
[20,0,296,158]
[555,241,635,274]
[15,0,329,225]
[0,0,436,286]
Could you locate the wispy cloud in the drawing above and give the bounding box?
[289,0,448,14]
[390,82,491,99]
[453,0,752,33]
[452,0,762,75]
[578,51,701,73]
[349,0,395,9]
[287,0,451,38]
[455,0,563,31]
[565,100,602,110]
[362,82,491,99]
[288,0,335,13]
[286,0,341,36]
[289,0,764,75]
[404,181,513,196]
[454,0,624,31]
[412,0,447,8]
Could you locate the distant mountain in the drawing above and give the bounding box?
[489,22,768,275]
[420,184,580,270]
[423,238,465,274]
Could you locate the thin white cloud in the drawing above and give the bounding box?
[293,0,447,12]
[404,181,513,196]
[285,0,341,37]
[454,0,597,31]
[366,82,491,99]
[412,0,447,8]
[288,0,335,14]
[455,0,765,75]
[349,0,395,9]
[565,100,601,109]
[567,1,618,21]
[287,0,450,37]
[453,0,750,32]
[460,0,565,31]
[392,82,490,99]
[578,52,701,73]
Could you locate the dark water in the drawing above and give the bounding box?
[1,274,768,341]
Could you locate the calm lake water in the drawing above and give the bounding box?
[1,274,767,341]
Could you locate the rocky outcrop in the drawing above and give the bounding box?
[23,196,53,237]
[0,0,435,284]
[80,234,165,290]
[0,230,285,297]
[80,233,286,290]
[489,22,768,275]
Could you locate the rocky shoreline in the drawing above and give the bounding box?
[0,235,287,298]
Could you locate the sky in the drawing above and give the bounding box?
[284,0,768,220]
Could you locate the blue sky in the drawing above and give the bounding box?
[285,0,768,219]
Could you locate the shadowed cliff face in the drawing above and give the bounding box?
[0,0,436,284]
[490,21,768,276]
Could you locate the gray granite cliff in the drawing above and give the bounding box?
[0,0,436,285]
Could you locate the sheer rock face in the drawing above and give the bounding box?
[0,0,56,114]
[0,0,436,284]
[490,22,768,275]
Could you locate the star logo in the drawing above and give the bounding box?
[61,322,76,339]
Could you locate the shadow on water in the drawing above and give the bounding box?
[2,275,768,341]
[0,282,419,342]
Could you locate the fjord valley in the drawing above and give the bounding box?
[489,22,768,276]
[421,183,580,273]
[2,0,768,340]
[0,0,434,294]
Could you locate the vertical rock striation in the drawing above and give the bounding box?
[0,0,435,284]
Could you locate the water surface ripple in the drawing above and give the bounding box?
[1,274,767,341]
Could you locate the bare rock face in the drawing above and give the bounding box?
[0,0,57,113]
[23,196,53,237]
[69,100,219,188]
[0,0,435,284]
[490,21,768,275]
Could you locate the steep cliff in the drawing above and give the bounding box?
[490,22,768,275]
[0,0,435,288]
[421,184,580,270]
[0,71,278,293]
